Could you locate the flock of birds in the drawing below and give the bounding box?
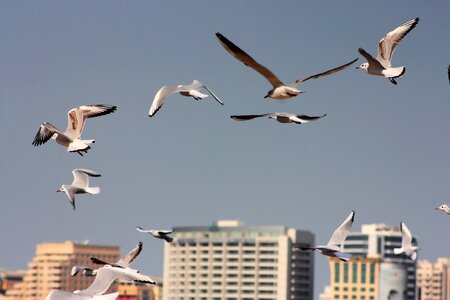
[27,16,448,299]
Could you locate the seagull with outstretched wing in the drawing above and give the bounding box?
[216,32,357,99]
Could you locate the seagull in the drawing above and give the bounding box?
[57,169,101,210]
[90,242,143,269]
[393,222,418,261]
[32,104,117,156]
[294,211,355,262]
[71,265,97,277]
[46,265,156,300]
[356,17,419,85]
[149,80,223,117]
[215,32,357,99]
[435,204,450,215]
[230,113,326,124]
[136,227,174,243]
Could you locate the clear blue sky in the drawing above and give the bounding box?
[1,1,449,298]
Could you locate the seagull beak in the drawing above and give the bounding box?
[264,95,269,99]
[355,66,361,70]
[435,207,441,210]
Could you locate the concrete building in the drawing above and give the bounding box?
[327,224,417,300]
[163,220,315,300]
[0,269,26,297]
[416,258,450,300]
[6,241,120,299]
[117,278,163,300]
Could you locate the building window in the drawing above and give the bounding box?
[352,263,358,283]
[369,263,375,284]
[361,263,366,283]
[334,263,340,283]
[343,263,349,283]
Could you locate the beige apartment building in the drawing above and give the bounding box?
[163,220,315,300]
[6,241,120,299]
[416,258,450,300]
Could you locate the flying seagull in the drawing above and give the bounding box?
[215,32,357,99]
[149,80,223,117]
[435,204,450,215]
[356,17,419,85]
[136,227,174,243]
[231,113,326,124]
[57,169,101,210]
[71,265,97,277]
[90,242,143,269]
[46,265,156,300]
[393,222,418,261]
[46,291,118,300]
[32,104,117,155]
[294,211,355,262]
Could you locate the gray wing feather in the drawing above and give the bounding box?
[294,59,358,85]
[216,33,284,88]
[327,211,355,248]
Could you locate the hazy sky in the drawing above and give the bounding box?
[1,1,449,298]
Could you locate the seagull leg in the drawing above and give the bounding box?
[388,77,397,85]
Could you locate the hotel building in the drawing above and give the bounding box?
[327,224,418,300]
[416,257,450,300]
[6,241,120,299]
[163,220,315,300]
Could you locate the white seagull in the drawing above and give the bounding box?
[436,204,450,215]
[231,113,326,124]
[46,265,156,300]
[356,17,419,85]
[294,211,355,262]
[149,80,223,117]
[393,222,418,261]
[216,32,357,99]
[90,241,143,269]
[71,265,97,277]
[32,104,117,155]
[136,227,174,243]
[46,291,118,300]
[57,169,101,210]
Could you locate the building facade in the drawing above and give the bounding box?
[416,258,450,300]
[117,278,163,300]
[6,241,120,299]
[328,224,418,300]
[163,220,315,300]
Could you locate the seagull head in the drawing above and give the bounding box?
[435,204,450,213]
[356,63,369,70]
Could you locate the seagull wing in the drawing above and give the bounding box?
[230,114,271,121]
[216,32,284,88]
[72,169,101,187]
[157,230,173,235]
[65,104,117,139]
[377,17,419,68]
[290,114,327,123]
[75,266,121,296]
[109,267,157,284]
[326,211,355,248]
[400,222,413,249]
[46,290,87,300]
[90,257,110,266]
[149,86,180,117]
[294,59,358,85]
[203,85,224,105]
[136,226,152,233]
[32,122,66,146]
[358,48,385,69]
[116,241,143,267]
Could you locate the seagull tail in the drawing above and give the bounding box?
[335,251,352,262]
[164,236,174,243]
[86,187,101,195]
[384,67,406,80]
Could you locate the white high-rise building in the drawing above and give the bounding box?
[416,258,450,300]
[163,220,315,300]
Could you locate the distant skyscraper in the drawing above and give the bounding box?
[327,224,418,300]
[163,220,315,300]
[416,258,450,300]
[6,241,120,299]
[117,277,163,300]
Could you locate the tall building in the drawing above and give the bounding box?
[0,269,25,297]
[327,224,418,300]
[117,277,163,300]
[6,241,120,299]
[163,220,315,300]
[416,258,450,300]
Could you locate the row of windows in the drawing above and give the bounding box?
[170,265,278,271]
[174,241,279,247]
[169,273,278,279]
[170,250,278,255]
[334,262,375,284]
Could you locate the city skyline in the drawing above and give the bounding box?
[1,1,449,299]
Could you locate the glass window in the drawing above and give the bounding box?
[334,263,340,283]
